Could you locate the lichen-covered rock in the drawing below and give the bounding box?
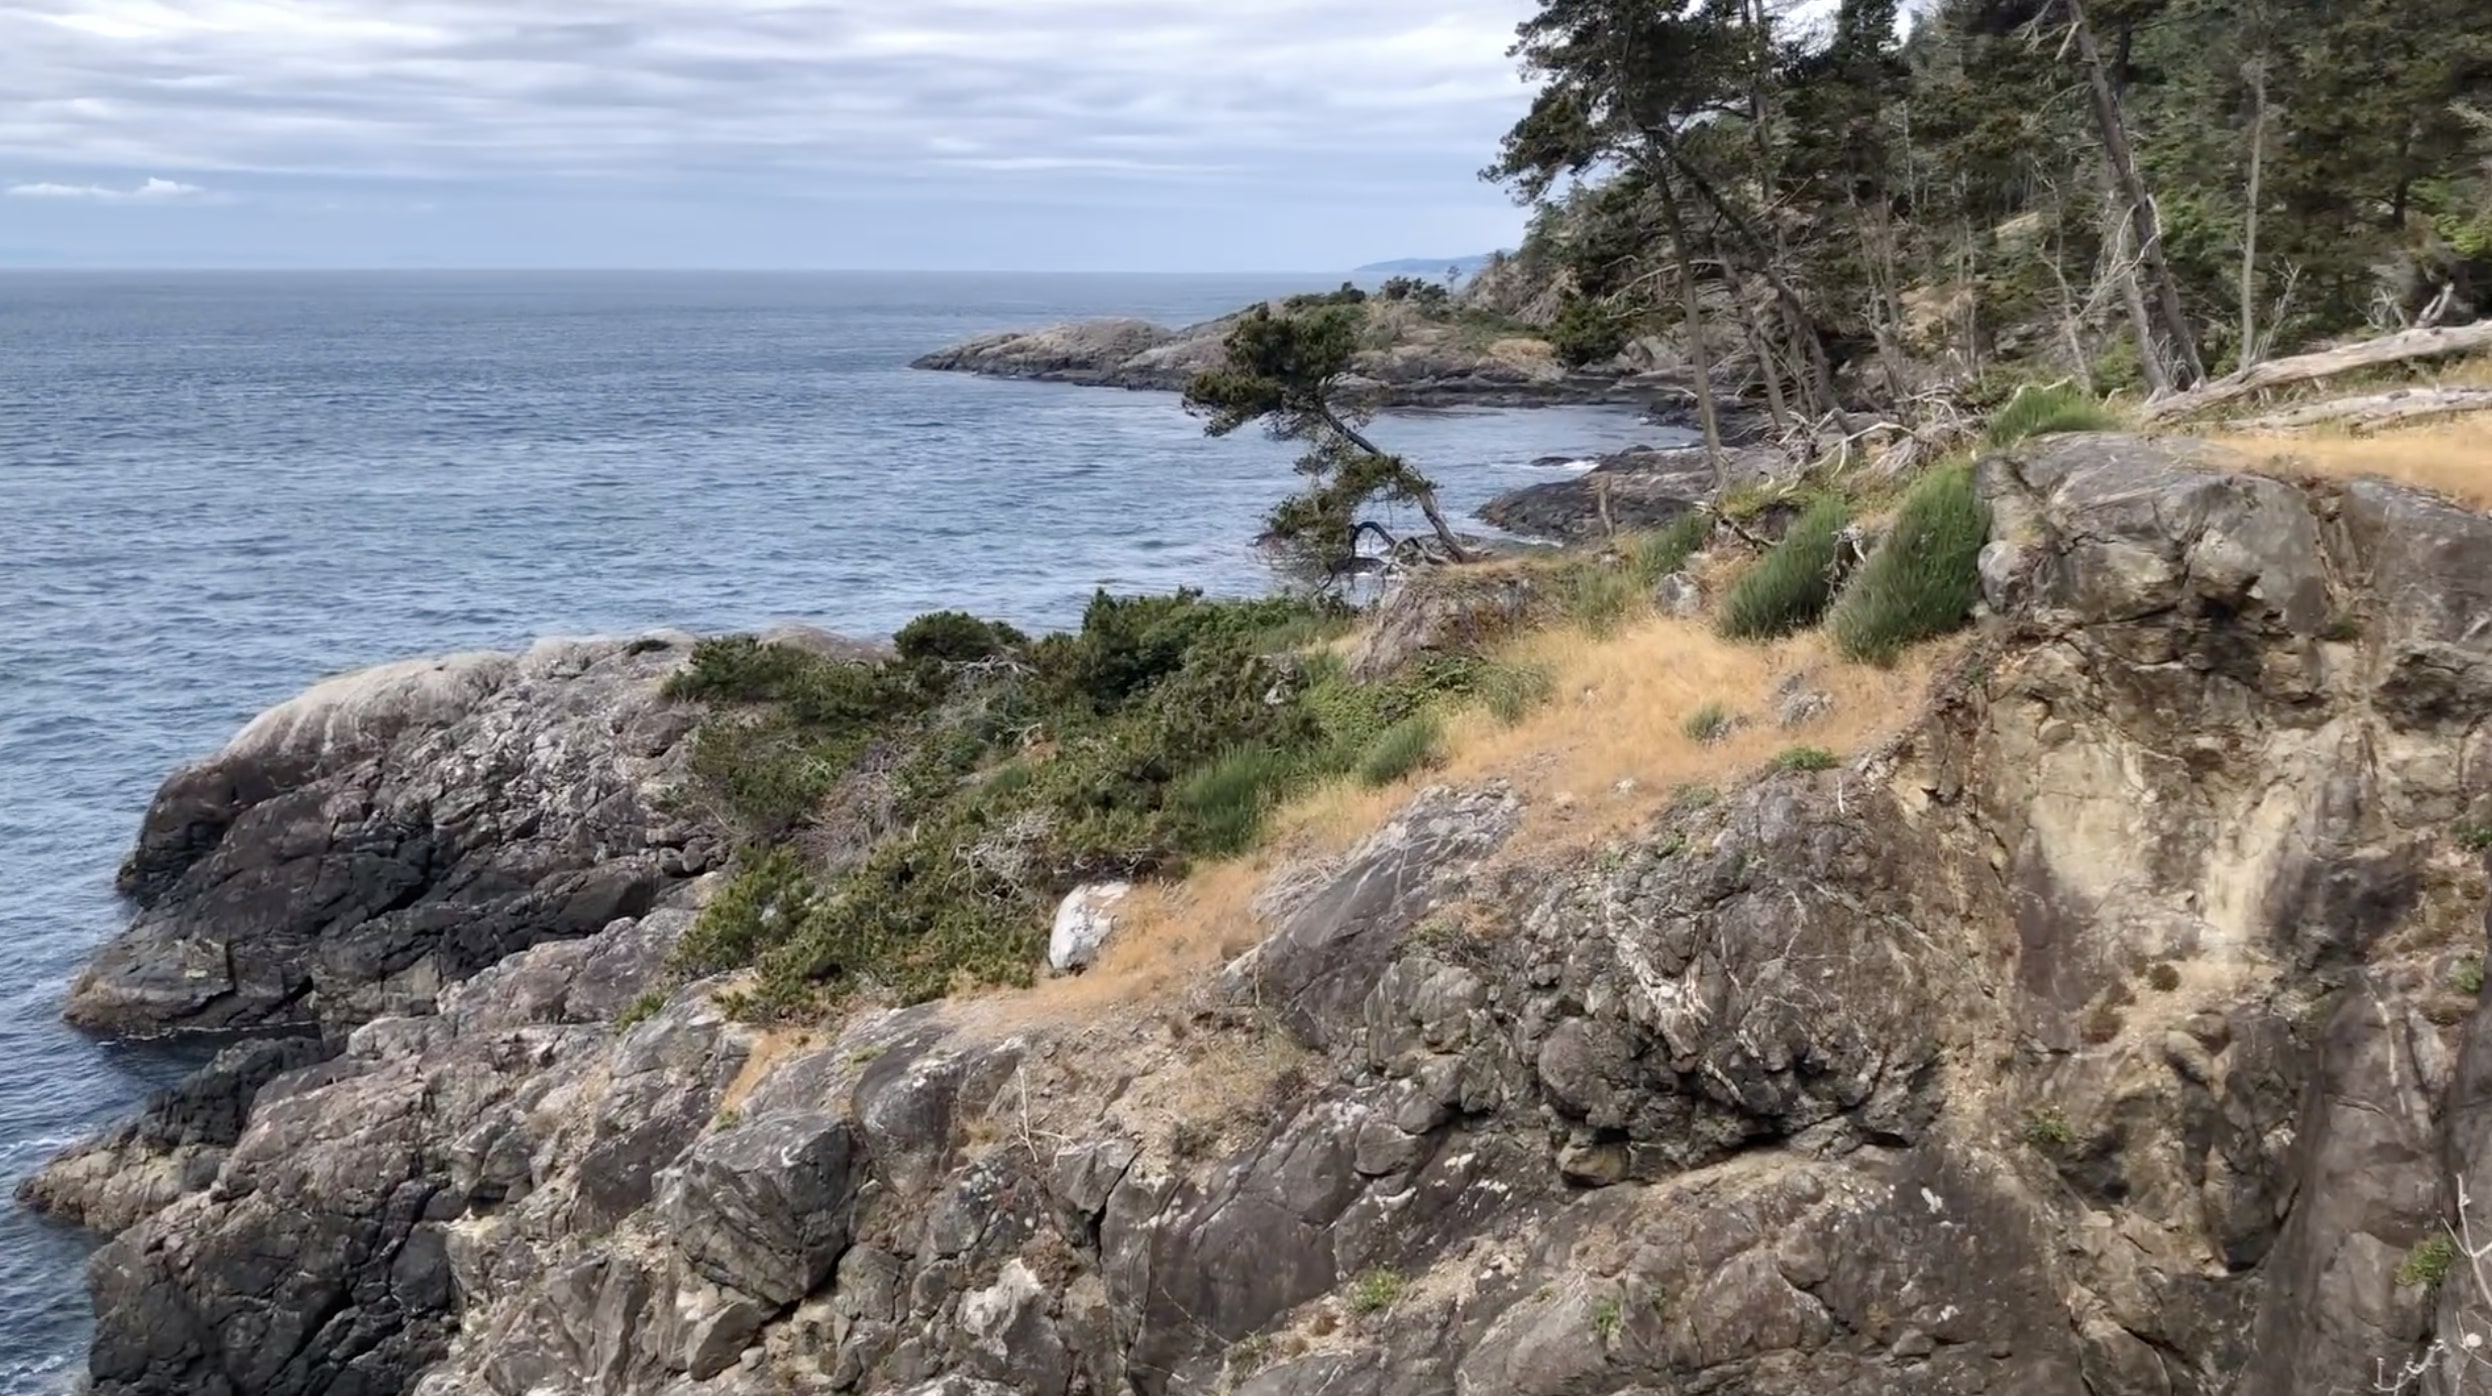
[68,635,719,1036]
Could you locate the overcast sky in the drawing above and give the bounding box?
[0,0,1550,271]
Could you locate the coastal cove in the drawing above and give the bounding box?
[0,270,1680,1388]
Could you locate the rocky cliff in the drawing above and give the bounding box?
[29,435,2492,1396]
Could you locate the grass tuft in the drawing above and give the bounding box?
[1771,745,1839,773]
[1174,748,1302,857]
[1358,714,1444,788]
[1478,662,1555,726]
[1564,565,1643,638]
[1719,495,1853,641]
[1681,702,1735,743]
[2021,1107,2077,1149]
[1830,461,1991,663]
[1986,383,2120,446]
[1625,510,1715,587]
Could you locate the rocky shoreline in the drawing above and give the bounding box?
[25,435,2492,1396]
[911,309,1648,409]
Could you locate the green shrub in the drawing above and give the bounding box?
[2398,1235,2458,1289]
[1986,383,2119,446]
[1547,293,1631,368]
[614,989,667,1029]
[1771,745,1839,773]
[2022,1107,2077,1149]
[1174,747,1303,856]
[1719,495,1853,641]
[1627,510,1714,588]
[1681,702,1735,743]
[1829,462,1992,663]
[1358,714,1443,787]
[894,611,1026,664]
[2460,825,2492,853]
[673,847,824,976]
[1348,1268,1409,1315]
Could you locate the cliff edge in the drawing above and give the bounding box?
[30,434,2492,1396]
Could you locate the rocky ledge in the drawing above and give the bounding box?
[911,305,1640,408]
[27,434,2492,1396]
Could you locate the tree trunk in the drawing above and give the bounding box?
[1648,132,1849,421]
[2068,0,2206,387]
[2099,158,2174,396]
[2140,322,2492,420]
[1323,409,1472,562]
[2240,59,2269,368]
[1656,166,1728,495]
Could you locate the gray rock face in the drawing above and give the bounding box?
[69,635,717,1036]
[15,1036,329,1234]
[48,436,2492,1396]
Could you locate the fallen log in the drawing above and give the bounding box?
[2142,322,2492,422]
[2229,387,2492,434]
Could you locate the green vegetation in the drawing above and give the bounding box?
[1478,662,1555,725]
[1681,703,1735,743]
[2398,1235,2459,1289]
[1175,748,1304,857]
[1348,1268,1409,1315]
[665,591,1538,1018]
[1626,510,1714,588]
[1830,462,1991,663]
[1358,714,1444,787]
[2455,957,2487,996]
[1986,385,2121,447]
[1562,564,1642,637]
[1771,746,1840,773]
[2022,1107,2077,1150]
[1719,495,1853,641]
[1590,1294,1623,1342]
[2460,825,2492,853]
[614,990,666,1029]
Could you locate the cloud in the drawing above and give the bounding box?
[0,1,1536,197]
[6,175,212,201]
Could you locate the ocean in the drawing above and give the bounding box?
[0,270,1669,1386]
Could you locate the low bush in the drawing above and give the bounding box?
[1718,495,1853,640]
[1829,461,1991,663]
[894,610,1026,665]
[1986,383,2119,446]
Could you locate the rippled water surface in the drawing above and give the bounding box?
[0,271,1671,1384]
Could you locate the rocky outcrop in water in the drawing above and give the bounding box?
[38,434,2492,1396]
[912,303,1637,408]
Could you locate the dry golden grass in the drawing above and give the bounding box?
[2209,419,2492,508]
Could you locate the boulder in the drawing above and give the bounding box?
[1049,882,1134,973]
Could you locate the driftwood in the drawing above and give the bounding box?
[2142,322,2492,421]
[2230,387,2492,434]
